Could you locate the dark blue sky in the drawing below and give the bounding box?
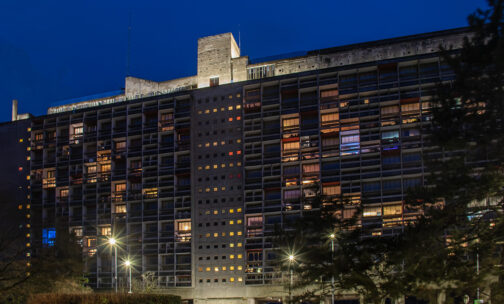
[0,0,488,122]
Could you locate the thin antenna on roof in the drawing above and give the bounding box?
[127,11,132,77]
[238,24,241,51]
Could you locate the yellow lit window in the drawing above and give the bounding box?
[205,142,210,147]
[237,219,242,224]
[205,188,210,192]
[205,165,210,170]
[230,254,235,259]
[213,108,217,113]
[236,104,241,109]
[205,210,210,215]
[27,147,31,151]
[237,208,242,213]
[238,277,243,282]
[230,277,235,282]
[221,186,226,191]
[213,164,218,169]
[26,176,30,180]
[237,242,242,247]
[230,266,235,270]
[206,267,211,272]
[221,107,225,111]
[222,266,227,271]
[27,128,31,132]
[228,106,233,110]
[237,231,242,236]
[237,254,242,259]
[229,232,235,236]
[214,267,219,272]
[237,162,242,166]
[221,141,225,145]
[237,139,241,143]
[197,166,202,170]
[213,142,218,146]
[237,265,243,270]
[27,156,31,161]
[213,210,218,215]
[229,209,234,213]
[198,267,203,272]
[230,243,234,248]
[221,232,226,236]
[19,138,23,143]
[205,233,210,237]
[213,187,218,192]
[221,163,226,168]
[229,220,234,225]
[229,163,234,167]
[204,109,210,114]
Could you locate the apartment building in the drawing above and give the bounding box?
[20,28,470,303]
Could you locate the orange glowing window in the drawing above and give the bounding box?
[236,150,241,155]
[236,116,241,121]
[228,117,233,122]
[229,152,234,156]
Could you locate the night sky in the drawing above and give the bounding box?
[0,0,488,122]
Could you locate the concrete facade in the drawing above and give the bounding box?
[27,28,471,304]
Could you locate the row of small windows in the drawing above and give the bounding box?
[197,185,242,192]
[197,174,242,182]
[198,219,243,227]
[196,94,241,104]
[200,208,243,215]
[197,141,242,148]
[198,253,244,262]
[197,105,242,114]
[197,162,242,170]
[198,277,243,283]
[200,231,243,238]
[197,197,243,204]
[197,117,241,126]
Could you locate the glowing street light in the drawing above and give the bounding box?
[329,233,336,304]
[124,260,132,294]
[108,237,118,293]
[287,253,296,304]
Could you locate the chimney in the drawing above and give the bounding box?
[12,99,18,121]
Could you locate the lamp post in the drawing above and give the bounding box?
[329,233,335,304]
[288,254,295,304]
[108,237,117,293]
[124,260,132,294]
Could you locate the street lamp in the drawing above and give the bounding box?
[329,233,335,304]
[124,260,132,294]
[108,237,118,293]
[288,254,295,304]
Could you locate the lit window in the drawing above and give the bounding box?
[19,138,23,143]
[230,266,235,270]
[237,208,242,213]
[236,105,241,109]
[237,162,242,166]
[221,141,225,145]
[237,139,241,143]
[222,266,227,271]
[229,209,234,213]
[236,116,241,121]
[230,232,235,236]
[237,231,242,236]
[205,188,210,192]
[237,266,243,271]
[237,242,242,247]
[238,254,243,259]
[228,106,233,110]
[229,152,234,156]
[229,163,234,167]
[213,187,218,192]
[230,254,235,259]
[213,108,217,113]
[230,243,235,248]
[213,210,218,215]
[214,233,218,237]
[236,150,241,155]
[205,142,210,147]
[221,186,226,191]
[205,165,210,170]
[205,233,210,237]
[198,267,203,272]
[237,219,242,224]
[100,227,111,236]
[213,142,218,146]
[214,267,219,272]
[221,164,226,168]
[238,277,243,282]
[198,166,202,170]
[230,277,235,282]
[228,117,233,122]
[206,267,211,272]
[205,109,210,114]
[229,220,234,225]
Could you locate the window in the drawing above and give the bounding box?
[401,103,420,112]
[363,206,382,217]
[302,163,319,174]
[323,185,341,196]
[42,228,56,247]
[282,117,299,129]
[115,183,126,192]
[115,141,126,150]
[247,65,275,80]
[100,227,111,236]
[210,77,219,87]
[115,205,126,213]
[383,204,402,216]
[247,216,263,227]
[321,112,339,126]
[177,221,191,232]
[282,141,300,151]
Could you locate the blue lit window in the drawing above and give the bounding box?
[42,228,56,247]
